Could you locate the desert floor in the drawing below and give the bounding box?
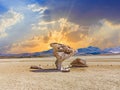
[0,55,120,90]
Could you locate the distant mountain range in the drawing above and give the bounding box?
[77,46,120,55]
[77,46,102,55]
[0,46,120,58]
[0,49,53,58]
[102,46,120,54]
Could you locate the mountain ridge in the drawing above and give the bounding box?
[0,46,120,58]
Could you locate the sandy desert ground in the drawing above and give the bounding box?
[0,55,120,90]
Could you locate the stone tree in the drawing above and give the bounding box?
[50,43,77,71]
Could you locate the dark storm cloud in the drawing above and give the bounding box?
[33,0,120,25]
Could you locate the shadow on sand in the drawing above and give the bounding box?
[30,68,60,73]
[30,68,87,73]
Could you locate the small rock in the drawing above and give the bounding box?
[71,58,88,67]
[30,65,43,69]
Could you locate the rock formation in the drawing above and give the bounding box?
[50,43,76,71]
[70,58,87,67]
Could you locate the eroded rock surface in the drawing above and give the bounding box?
[50,43,76,71]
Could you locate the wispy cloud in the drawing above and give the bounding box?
[28,4,47,14]
[0,9,24,38]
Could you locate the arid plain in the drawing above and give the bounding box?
[0,55,120,90]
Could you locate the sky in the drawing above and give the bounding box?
[0,0,120,54]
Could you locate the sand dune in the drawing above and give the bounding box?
[0,55,120,90]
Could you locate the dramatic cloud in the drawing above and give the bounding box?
[6,19,120,54]
[0,9,24,38]
[0,0,120,54]
[6,18,91,53]
[90,19,120,48]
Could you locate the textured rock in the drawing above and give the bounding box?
[50,43,76,70]
[71,58,88,67]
